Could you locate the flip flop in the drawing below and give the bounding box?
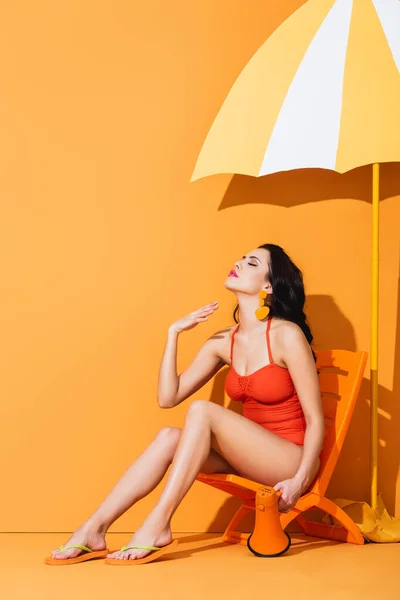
[105,539,179,565]
[45,544,110,565]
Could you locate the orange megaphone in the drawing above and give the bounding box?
[247,486,291,557]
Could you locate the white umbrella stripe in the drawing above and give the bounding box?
[259,0,354,175]
[372,0,400,73]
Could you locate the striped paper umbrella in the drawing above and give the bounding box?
[191,0,400,510]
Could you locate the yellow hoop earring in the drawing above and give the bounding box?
[255,290,270,320]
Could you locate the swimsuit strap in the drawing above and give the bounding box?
[266,317,274,364]
[229,324,240,365]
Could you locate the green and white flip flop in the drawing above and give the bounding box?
[45,543,109,565]
[105,539,179,565]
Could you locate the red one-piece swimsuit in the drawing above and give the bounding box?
[224,317,306,446]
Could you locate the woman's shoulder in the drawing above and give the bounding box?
[206,324,236,356]
[204,325,237,363]
[208,325,237,344]
[272,318,308,346]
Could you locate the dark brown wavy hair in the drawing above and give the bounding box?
[233,243,316,362]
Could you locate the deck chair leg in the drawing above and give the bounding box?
[223,501,254,545]
[294,497,365,545]
[294,513,315,535]
[280,506,303,531]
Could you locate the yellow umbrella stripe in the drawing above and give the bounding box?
[190,0,336,181]
[337,0,400,173]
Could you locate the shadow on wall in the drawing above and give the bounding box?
[375,254,400,517]
[204,287,400,532]
[218,162,400,210]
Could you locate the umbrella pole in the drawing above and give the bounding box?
[370,163,379,510]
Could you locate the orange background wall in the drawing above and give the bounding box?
[1,0,400,533]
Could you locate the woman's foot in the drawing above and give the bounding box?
[51,520,107,560]
[107,521,172,561]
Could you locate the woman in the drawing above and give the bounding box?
[47,243,324,565]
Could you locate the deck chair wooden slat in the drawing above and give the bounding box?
[196,348,368,546]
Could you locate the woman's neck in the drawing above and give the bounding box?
[236,296,270,335]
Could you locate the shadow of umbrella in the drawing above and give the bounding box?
[219,163,400,211]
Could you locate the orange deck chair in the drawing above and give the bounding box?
[197,349,368,546]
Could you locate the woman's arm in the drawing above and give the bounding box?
[281,323,325,488]
[157,327,226,408]
[157,300,228,410]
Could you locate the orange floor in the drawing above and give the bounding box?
[1,532,399,600]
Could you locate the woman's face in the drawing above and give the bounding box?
[224,247,272,295]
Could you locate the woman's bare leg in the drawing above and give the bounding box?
[51,426,234,559]
[108,400,303,561]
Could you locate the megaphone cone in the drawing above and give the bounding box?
[247,486,291,557]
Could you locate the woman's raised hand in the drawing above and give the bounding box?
[170,301,219,333]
